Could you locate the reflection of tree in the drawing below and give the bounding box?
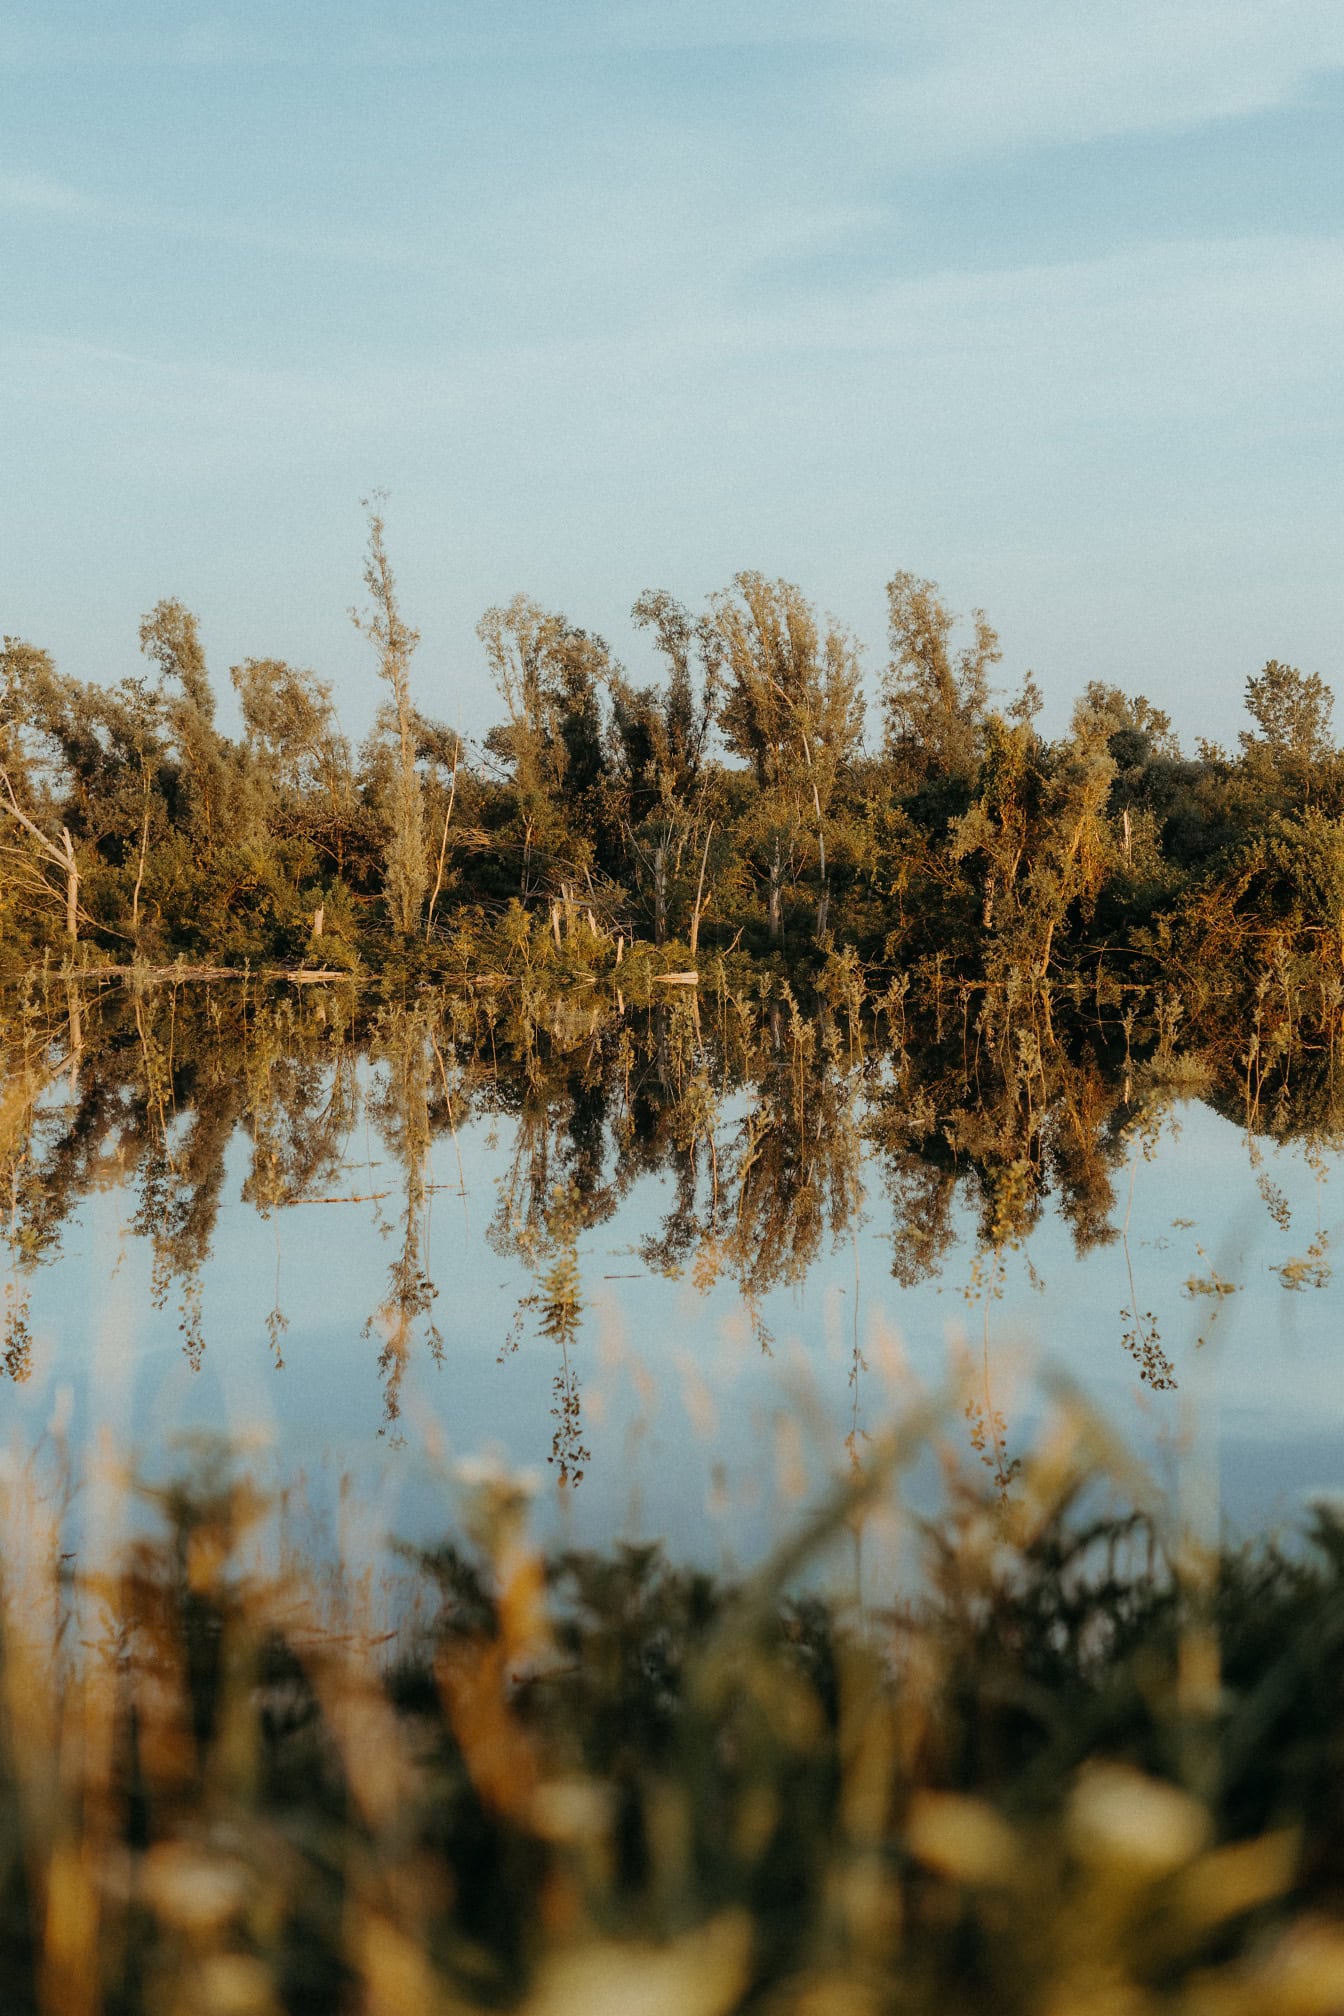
[844,1236,866,1476]
[709,1009,866,1316]
[868,999,1138,1285]
[610,1006,714,1278]
[505,1183,590,1486]
[133,1087,241,1370]
[963,1246,1021,1499]
[1117,1129,1175,1391]
[3,1165,33,1381]
[486,1065,617,1267]
[611,995,870,1336]
[242,1023,360,1365]
[1045,1060,1125,1256]
[1,970,1341,1441]
[365,1005,445,1434]
[866,1078,960,1289]
[477,1023,628,1480]
[0,982,364,1381]
[242,1038,358,1212]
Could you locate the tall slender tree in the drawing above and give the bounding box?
[882,572,999,794]
[139,600,233,854]
[712,572,863,943]
[479,594,615,894]
[607,590,724,942]
[352,501,427,935]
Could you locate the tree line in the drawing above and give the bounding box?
[3,505,1341,997]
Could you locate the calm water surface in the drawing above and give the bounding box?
[2,980,1340,1565]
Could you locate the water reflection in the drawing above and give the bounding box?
[1,974,1339,1500]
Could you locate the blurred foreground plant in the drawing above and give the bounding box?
[1,1408,1344,2013]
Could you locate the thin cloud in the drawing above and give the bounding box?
[595,0,905,53]
[0,5,895,69]
[9,231,1338,429]
[0,20,297,69]
[0,168,460,273]
[698,234,1344,424]
[855,0,1344,161]
[0,172,94,214]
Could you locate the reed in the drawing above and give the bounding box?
[0,1400,1342,2013]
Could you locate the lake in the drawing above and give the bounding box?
[2,974,1340,1572]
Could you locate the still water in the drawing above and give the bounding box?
[2,978,1340,1566]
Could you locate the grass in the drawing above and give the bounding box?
[0,1400,1343,2013]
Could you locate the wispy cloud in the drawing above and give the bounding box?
[0,167,462,273]
[8,232,1337,438]
[0,4,887,70]
[593,0,903,53]
[0,172,94,214]
[857,0,1344,162]
[2,0,1340,734]
[0,19,297,69]
[7,2,1339,160]
[715,234,1344,423]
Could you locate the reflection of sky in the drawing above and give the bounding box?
[3,4,1342,746]
[9,1082,1343,1571]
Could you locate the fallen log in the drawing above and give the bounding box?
[75,964,356,983]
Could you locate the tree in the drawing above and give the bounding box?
[1074,681,1180,767]
[0,638,118,943]
[1241,660,1335,768]
[139,599,234,853]
[351,502,427,935]
[231,656,359,873]
[1068,683,1190,872]
[0,757,80,941]
[950,701,1115,983]
[882,573,999,793]
[712,572,864,943]
[479,594,616,895]
[624,590,722,812]
[411,710,464,941]
[607,591,724,943]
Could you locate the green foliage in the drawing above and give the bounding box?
[2,550,1339,1015]
[883,569,1001,790]
[1242,657,1335,767]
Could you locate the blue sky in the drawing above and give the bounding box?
[2,1,1342,746]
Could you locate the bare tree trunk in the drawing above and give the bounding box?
[66,977,83,1093]
[0,766,80,944]
[62,828,79,941]
[688,822,713,961]
[425,756,459,942]
[811,775,829,945]
[653,1004,669,1090]
[653,842,667,945]
[768,835,784,946]
[132,786,150,942]
[1036,817,1087,982]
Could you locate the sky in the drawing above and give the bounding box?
[2,0,1342,749]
